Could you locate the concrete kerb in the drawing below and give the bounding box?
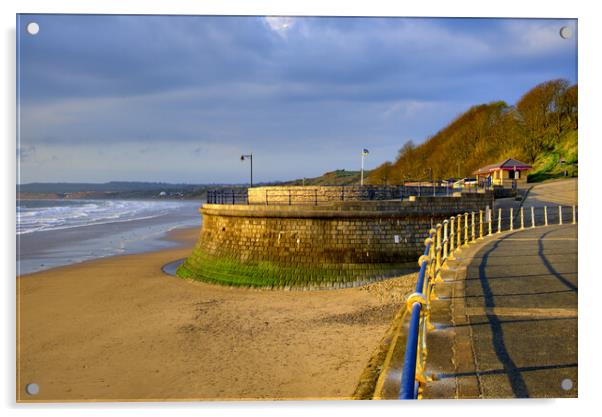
[352,306,409,399]
[370,308,409,399]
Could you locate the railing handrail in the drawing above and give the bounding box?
[398,203,578,399]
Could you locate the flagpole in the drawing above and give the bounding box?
[361,152,364,186]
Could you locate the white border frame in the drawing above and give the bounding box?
[3,1,599,416]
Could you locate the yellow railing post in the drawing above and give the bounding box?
[497,207,502,234]
[544,206,548,226]
[423,231,437,330]
[429,229,436,283]
[531,206,535,228]
[559,205,563,225]
[448,217,456,260]
[479,209,484,239]
[436,224,443,282]
[573,205,576,224]
[422,236,434,297]
[427,229,438,305]
[510,207,514,231]
[520,207,524,230]
[456,214,464,250]
[463,213,469,247]
[471,212,476,242]
[456,213,462,251]
[488,207,492,236]
[442,220,449,263]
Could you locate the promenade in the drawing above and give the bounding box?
[425,224,577,398]
[374,179,578,399]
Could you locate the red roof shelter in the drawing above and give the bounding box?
[474,158,532,188]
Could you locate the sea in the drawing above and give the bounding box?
[16,199,202,275]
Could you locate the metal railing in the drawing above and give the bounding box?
[398,204,578,399]
[206,189,249,204]
[206,183,490,206]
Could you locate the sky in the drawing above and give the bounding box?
[17,15,577,184]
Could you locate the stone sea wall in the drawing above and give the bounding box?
[177,192,493,289]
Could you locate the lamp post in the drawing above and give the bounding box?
[361,148,369,186]
[240,154,253,187]
[425,167,434,196]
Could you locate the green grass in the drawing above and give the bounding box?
[528,130,578,183]
[283,169,364,186]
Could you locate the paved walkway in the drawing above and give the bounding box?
[373,224,578,399]
[423,224,578,398]
[525,178,578,207]
[372,179,578,399]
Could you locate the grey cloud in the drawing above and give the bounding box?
[17,15,577,183]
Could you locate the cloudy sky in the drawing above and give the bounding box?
[17,15,577,184]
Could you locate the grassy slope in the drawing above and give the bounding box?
[283,169,363,186]
[527,130,578,182]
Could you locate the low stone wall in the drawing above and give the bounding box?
[247,185,454,205]
[178,192,494,289]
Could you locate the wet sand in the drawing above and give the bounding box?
[17,200,201,275]
[17,227,415,402]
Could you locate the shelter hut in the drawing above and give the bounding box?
[474,158,532,188]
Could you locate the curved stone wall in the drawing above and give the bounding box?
[177,193,493,289]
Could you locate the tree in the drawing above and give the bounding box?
[379,162,393,185]
[365,79,577,184]
[516,79,570,161]
[562,84,578,130]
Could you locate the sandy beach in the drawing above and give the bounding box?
[17,226,415,402]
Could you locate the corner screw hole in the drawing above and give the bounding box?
[561,378,573,391]
[25,383,39,396]
[559,26,572,39]
[26,22,40,35]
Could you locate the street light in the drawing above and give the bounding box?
[425,167,435,196]
[361,148,369,186]
[240,154,253,187]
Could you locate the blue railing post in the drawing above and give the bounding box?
[399,302,422,399]
[397,234,433,400]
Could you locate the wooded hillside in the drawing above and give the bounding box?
[366,79,578,184]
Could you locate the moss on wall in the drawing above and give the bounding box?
[177,250,415,289]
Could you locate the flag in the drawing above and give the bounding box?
[362,148,369,156]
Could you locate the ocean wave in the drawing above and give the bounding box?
[16,199,185,235]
